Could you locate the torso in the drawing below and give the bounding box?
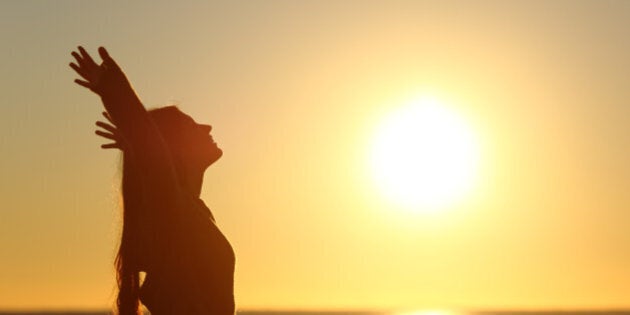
[139,197,235,315]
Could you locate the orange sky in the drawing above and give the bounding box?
[1,1,629,311]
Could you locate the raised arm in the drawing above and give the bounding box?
[71,46,183,213]
[71,47,148,142]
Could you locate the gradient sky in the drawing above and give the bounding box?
[1,0,629,311]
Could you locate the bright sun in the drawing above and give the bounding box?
[370,96,480,212]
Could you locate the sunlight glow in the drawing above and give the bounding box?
[395,310,460,315]
[370,96,480,212]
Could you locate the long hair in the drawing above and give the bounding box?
[115,149,143,315]
[114,106,183,315]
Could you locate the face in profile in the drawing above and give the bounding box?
[150,106,223,171]
[179,113,223,168]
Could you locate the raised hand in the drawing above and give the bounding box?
[69,46,124,96]
[95,111,127,150]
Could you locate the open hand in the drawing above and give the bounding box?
[70,46,120,95]
[95,111,126,150]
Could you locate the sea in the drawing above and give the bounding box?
[0,311,629,315]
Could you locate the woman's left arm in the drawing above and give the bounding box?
[70,46,184,222]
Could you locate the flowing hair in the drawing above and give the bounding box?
[115,149,144,315]
[114,106,183,315]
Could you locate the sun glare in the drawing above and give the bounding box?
[370,96,480,212]
[395,311,458,315]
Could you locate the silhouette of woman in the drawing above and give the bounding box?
[70,47,235,315]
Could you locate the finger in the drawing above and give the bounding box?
[69,63,90,81]
[95,130,118,141]
[71,51,87,68]
[78,46,96,67]
[74,79,92,89]
[98,46,119,68]
[95,120,117,133]
[98,131,117,140]
[101,143,123,150]
[98,46,111,61]
[102,111,115,125]
[96,120,116,132]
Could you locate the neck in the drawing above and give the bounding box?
[183,168,205,198]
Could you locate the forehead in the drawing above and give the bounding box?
[179,113,196,124]
[150,107,200,131]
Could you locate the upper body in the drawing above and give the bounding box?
[70,46,235,315]
[139,196,235,315]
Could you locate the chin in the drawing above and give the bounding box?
[214,148,223,160]
[206,147,223,166]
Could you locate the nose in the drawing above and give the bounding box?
[200,124,212,133]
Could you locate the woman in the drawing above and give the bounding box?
[70,46,235,315]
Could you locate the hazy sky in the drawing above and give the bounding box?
[1,0,629,311]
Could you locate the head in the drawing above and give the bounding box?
[149,106,223,174]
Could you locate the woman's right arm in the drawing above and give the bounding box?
[70,46,183,214]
